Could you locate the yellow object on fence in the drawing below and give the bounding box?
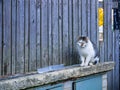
[98,8,104,26]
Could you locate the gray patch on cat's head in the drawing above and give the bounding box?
[77,36,89,48]
[77,36,89,43]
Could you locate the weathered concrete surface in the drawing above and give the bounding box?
[0,61,114,90]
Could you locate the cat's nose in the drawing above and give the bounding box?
[81,43,84,47]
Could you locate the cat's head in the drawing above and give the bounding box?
[77,36,89,48]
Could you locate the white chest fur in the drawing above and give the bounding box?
[78,41,95,58]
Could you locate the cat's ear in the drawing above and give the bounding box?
[86,37,89,40]
[84,37,89,43]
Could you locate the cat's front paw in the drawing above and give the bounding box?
[80,63,85,67]
[84,63,89,67]
[89,62,94,66]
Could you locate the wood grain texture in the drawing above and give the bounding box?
[48,0,52,65]
[3,0,11,75]
[90,0,97,44]
[58,0,63,64]
[72,0,79,65]
[114,30,119,90]
[24,0,29,73]
[107,1,113,90]
[52,0,59,65]
[16,0,20,73]
[29,0,37,71]
[81,0,87,36]
[11,0,17,74]
[19,0,25,73]
[68,0,73,65]
[36,0,41,69]
[87,0,91,38]
[41,0,49,67]
[63,0,69,65]
[0,0,2,75]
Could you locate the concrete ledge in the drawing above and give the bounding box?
[0,61,114,90]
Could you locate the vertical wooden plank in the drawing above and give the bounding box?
[63,0,69,65]
[19,0,25,73]
[81,0,87,36]
[24,0,29,73]
[48,0,52,65]
[36,0,41,68]
[68,0,73,65]
[103,1,109,89]
[72,0,79,64]
[58,0,63,64]
[112,32,115,90]
[16,0,20,74]
[99,42,104,62]
[11,0,17,74]
[3,0,11,75]
[103,0,108,62]
[0,0,2,76]
[16,0,25,73]
[51,0,59,65]
[87,0,91,38]
[90,0,97,43]
[41,0,49,67]
[29,0,37,71]
[96,0,99,47]
[73,0,79,38]
[114,30,119,90]
[107,1,113,90]
[78,0,82,36]
[99,0,104,63]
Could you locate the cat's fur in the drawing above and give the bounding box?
[76,36,99,66]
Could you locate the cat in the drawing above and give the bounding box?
[76,36,99,66]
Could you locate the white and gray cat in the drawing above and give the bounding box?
[76,36,99,66]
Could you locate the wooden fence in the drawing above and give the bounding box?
[0,0,119,90]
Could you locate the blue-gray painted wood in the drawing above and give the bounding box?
[87,0,91,38]
[16,0,20,74]
[103,0,108,63]
[48,0,52,65]
[107,1,113,90]
[30,0,37,71]
[78,0,82,36]
[90,0,97,44]
[81,0,87,36]
[58,0,63,64]
[11,0,17,74]
[19,0,25,73]
[41,0,49,67]
[72,0,79,64]
[0,0,2,75]
[3,0,11,75]
[99,42,105,63]
[74,75,102,90]
[68,0,73,65]
[52,0,59,65]
[36,0,41,69]
[63,0,69,65]
[103,1,114,90]
[112,32,115,90]
[16,0,25,73]
[114,30,119,90]
[24,0,29,73]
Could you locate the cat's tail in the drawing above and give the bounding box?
[93,56,99,64]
